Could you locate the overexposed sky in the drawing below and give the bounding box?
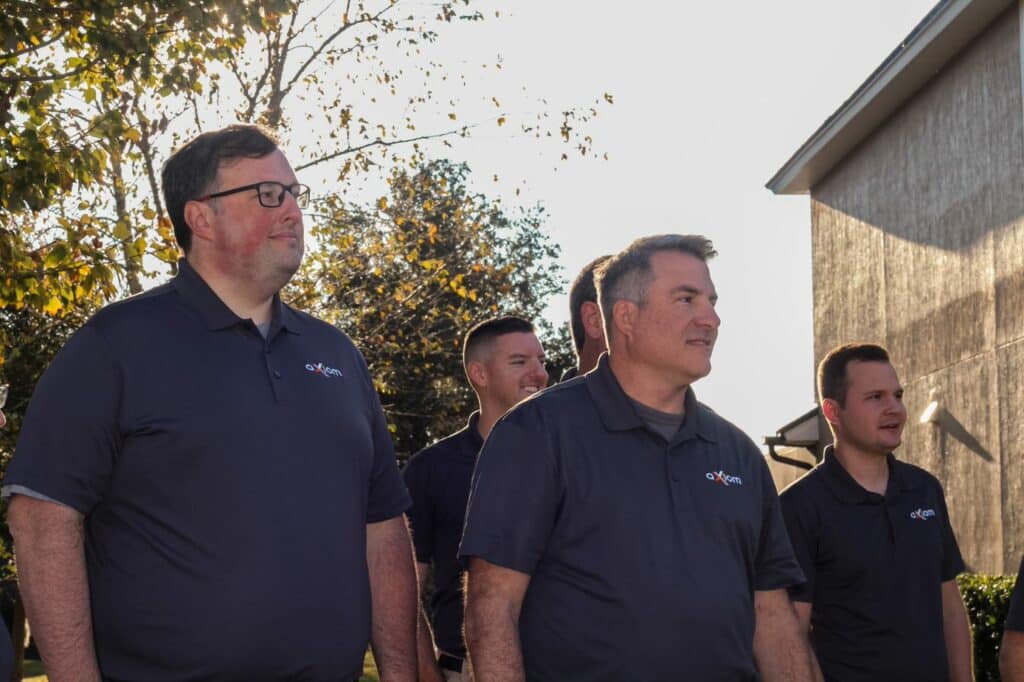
[412,0,938,443]
[287,0,939,443]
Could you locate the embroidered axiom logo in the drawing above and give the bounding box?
[305,362,343,378]
[910,508,936,520]
[705,470,743,486]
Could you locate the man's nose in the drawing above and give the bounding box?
[533,360,549,385]
[885,399,906,415]
[697,303,721,329]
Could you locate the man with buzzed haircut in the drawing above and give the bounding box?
[460,234,815,681]
[561,255,611,381]
[781,343,972,682]
[404,316,548,681]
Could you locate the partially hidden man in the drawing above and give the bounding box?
[999,556,1024,680]
[403,316,548,681]
[4,125,418,681]
[560,255,610,381]
[459,234,818,681]
[780,343,972,682]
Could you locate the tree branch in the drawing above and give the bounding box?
[0,25,70,60]
[295,126,470,171]
[281,2,398,99]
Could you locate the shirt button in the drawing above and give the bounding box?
[671,474,680,482]
[273,370,282,379]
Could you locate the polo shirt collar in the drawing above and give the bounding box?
[585,353,716,443]
[819,445,917,504]
[172,258,302,335]
[465,411,485,451]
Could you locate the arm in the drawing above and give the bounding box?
[7,495,101,682]
[792,600,812,636]
[463,558,531,682]
[366,516,418,682]
[413,562,443,682]
[1001,631,1024,682]
[752,589,820,682]
[941,579,973,682]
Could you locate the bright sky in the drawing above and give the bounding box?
[408,0,939,444]
[285,0,938,444]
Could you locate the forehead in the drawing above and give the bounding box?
[215,148,296,186]
[845,360,901,390]
[647,250,715,293]
[488,331,544,358]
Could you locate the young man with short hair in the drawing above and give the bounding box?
[404,316,548,681]
[781,343,972,682]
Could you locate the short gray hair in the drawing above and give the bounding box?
[595,234,716,333]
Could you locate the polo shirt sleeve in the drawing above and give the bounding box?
[402,452,434,563]
[935,482,965,581]
[458,408,560,575]
[779,485,817,603]
[1005,556,1024,632]
[753,456,806,592]
[3,324,121,515]
[356,353,411,524]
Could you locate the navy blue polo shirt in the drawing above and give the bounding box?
[403,413,484,658]
[5,259,411,681]
[459,355,804,682]
[1006,556,1024,631]
[780,446,965,682]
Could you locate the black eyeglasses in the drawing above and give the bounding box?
[195,181,310,209]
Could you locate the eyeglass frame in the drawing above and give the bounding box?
[194,181,310,209]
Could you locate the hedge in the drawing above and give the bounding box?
[958,572,1017,681]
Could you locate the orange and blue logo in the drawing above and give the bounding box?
[305,362,343,379]
[910,508,936,520]
[705,470,743,486]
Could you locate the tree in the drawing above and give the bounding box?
[288,158,563,458]
[0,0,607,470]
[539,321,576,383]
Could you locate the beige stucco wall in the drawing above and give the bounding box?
[808,5,1024,573]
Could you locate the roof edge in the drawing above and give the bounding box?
[767,0,1014,195]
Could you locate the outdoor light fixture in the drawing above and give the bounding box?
[916,394,992,462]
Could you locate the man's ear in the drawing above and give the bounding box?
[581,300,604,341]
[184,200,214,244]
[821,398,842,428]
[612,300,637,341]
[466,360,488,390]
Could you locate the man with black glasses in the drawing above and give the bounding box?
[4,125,418,681]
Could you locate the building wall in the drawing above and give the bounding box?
[808,5,1024,573]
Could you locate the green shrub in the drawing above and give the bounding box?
[958,572,1017,681]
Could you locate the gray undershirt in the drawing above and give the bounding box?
[629,397,685,442]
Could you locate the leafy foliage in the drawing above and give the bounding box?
[958,572,1017,681]
[0,0,601,567]
[289,159,563,458]
[540,322,576,383]
[1,0,604,376]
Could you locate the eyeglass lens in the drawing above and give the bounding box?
[258,182,309,209]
